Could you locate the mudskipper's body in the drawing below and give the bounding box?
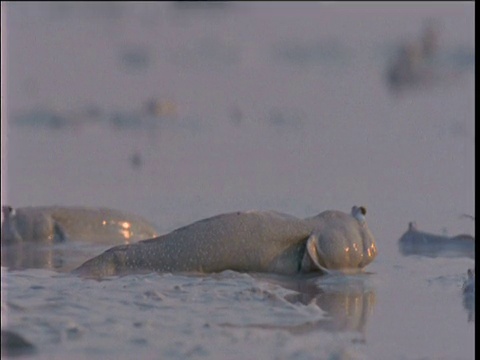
[1,206,160,271]
[398,221,474,259]
[1,206,159,245]
[74,206,377,278]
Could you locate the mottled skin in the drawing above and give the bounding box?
[398,222,474,258]
[1,206,159,245]
[74,206,377,278]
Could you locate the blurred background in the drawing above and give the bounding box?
[1,2,475,250]
[0,4,475,358]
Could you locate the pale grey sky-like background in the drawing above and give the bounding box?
[0,3,475,360]
[2,2,474,245]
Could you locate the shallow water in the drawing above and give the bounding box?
[1,2,475,360]
[1,256,474,360]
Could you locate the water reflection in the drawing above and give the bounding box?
[0,242,110,273]
[462,268,475,322]
[398,222,474,259]
[228,274,376,340]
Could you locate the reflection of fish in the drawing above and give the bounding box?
[276,274,375,335]
[1,242,88,271]
[74,206,377,278]
[221,274,375,337]
[398,222,474,259]
[463,268,475,322]
[463,268,475,294]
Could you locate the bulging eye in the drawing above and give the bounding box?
[351,206,366,224]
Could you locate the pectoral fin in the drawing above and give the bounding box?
[301,234,331,274]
